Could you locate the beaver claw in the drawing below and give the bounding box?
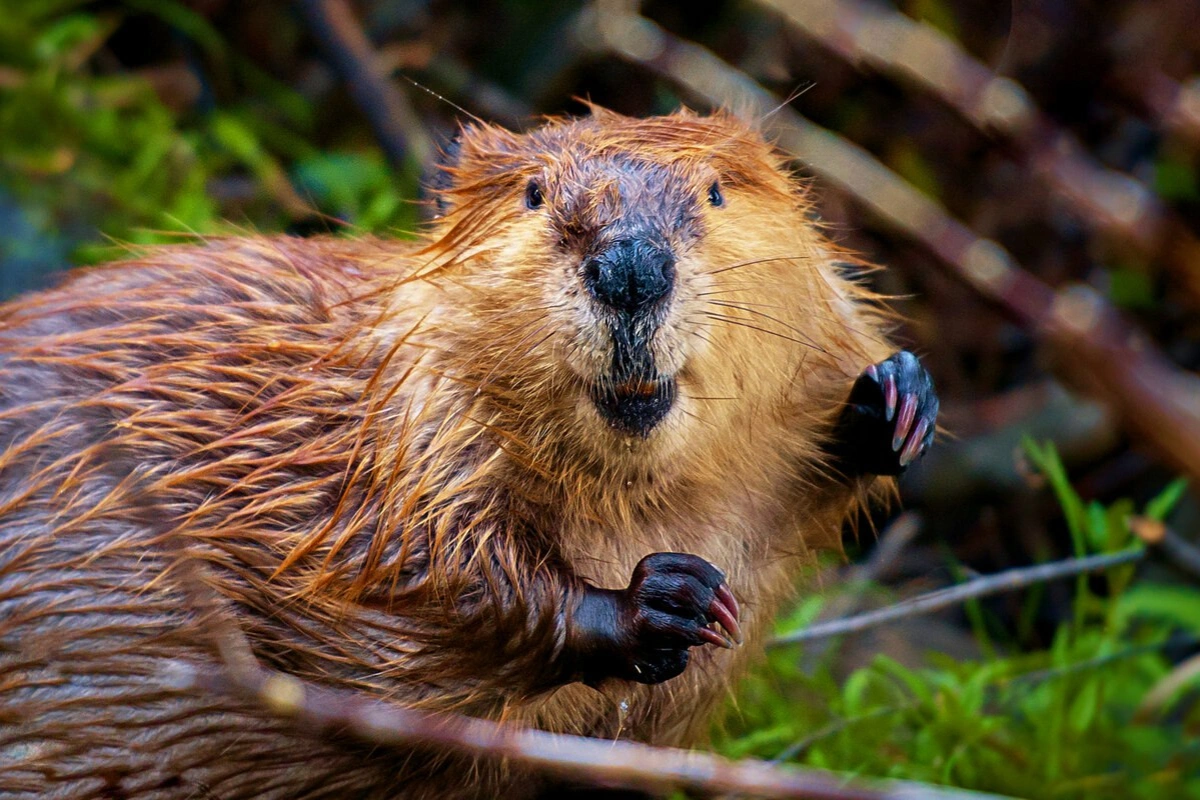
[570,552,741,686]
[832,350,938,477]
[613,552,741,684]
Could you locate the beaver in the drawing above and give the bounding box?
[0,108,938,799]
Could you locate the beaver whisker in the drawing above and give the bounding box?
[697,311,828,354]
[701,298,790,310]
[703,300,833,349]
[704,254,807,277]
[701,296,878,336]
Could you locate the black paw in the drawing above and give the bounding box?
[831,350,938,477]
[610,553,742,685]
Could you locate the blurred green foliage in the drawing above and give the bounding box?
[720,444,1199,799]
[0,0,419,296]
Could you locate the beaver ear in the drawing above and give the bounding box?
[426,132,463,218]
[424,122,524,217]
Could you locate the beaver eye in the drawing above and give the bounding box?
[707,180,724,207]
[525,180,544,210]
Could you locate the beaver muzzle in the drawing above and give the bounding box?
[581,236,678,436]
[591,374,677,438]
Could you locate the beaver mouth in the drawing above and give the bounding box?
[590,375,677,437]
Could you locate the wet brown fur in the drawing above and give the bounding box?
[0,109,895,799]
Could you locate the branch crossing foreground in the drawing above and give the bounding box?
[167,659,1012,800]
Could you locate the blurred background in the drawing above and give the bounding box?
[2,1,1200,797]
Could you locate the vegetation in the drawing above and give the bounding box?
[3,2,1199,798]
[722,443,1199,799]
[0,0,417,296]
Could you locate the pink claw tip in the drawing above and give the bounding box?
[892,394,918,452]
[698,626,736,649]
[899,418,930,467]
[708,587,743,646]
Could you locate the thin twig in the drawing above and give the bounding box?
[1132,519,1200,579]
[776,633,1200,764]
[294,0,432,169]
[165,658,1011,800]
[1007,634,1200,689]
[1117,72,1200,147]
[1159,528,1200,579]
[771,549,1144,647]
[800,513,921,672]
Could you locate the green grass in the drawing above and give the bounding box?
[718,444,1200,799]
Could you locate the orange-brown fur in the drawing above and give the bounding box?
[0,109,895,799]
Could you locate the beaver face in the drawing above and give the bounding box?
[527,154,719,437]
[430,110,815,453]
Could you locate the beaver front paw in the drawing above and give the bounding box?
[831,350,938,477]
[570,553,741,686]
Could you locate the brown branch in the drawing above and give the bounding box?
[580,6,1200,486]
[756,0,1200,308]
[770,549,1145,647]
[1117,71,1200,147]
[164,657,1011,800]
[295,0,432,170]
[1131,518,1200,579]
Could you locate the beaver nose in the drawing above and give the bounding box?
[583,240,675,312]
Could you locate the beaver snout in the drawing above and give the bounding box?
[582,239,675,312]
[591,376,676,438]
[583,238,678,437]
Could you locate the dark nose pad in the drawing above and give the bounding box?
[583,240,675,312]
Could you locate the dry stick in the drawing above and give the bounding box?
[755,0,1200,307]
[799,513,922,671]
[1159,527,1200,578]
[1132,519,1200,579]
[294,0,432,170]
[1116,71,1200,146]
[166,658,1010,800]
[771,549,1144,647]
[160,511,1011,799]
[581,8,1200,486]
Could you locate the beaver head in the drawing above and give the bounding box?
[423,108,867,480]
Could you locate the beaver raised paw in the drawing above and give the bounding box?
[832,350,939,477]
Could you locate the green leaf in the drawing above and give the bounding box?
[32,13,102,62]
[872,656,935,706]
[1086,501,1108,553]
[1145,477,1189,522]
[1068,678,1101,732]
[1022,437,1087,554]
[1116,584,1200,632]
[842,669,877,716]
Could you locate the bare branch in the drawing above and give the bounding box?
[771,549,1145,647]
[756,0,1200,308]
[1131,518,1200,579]
[295,0,432,170]
[164,658,1012,800]
[1118,72,1200,147]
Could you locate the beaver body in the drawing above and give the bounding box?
[0,110,936,799]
